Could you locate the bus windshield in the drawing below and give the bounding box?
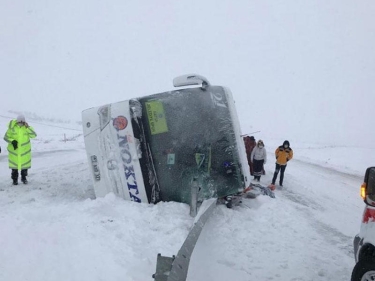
[135,86,244,204]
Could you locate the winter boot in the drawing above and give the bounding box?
[21,170,28,184]
[11,169,18,185]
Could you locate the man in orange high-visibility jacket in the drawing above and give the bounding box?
[3,114,37,185]
[271,140,293,187]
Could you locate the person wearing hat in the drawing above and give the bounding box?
[271,140,293,187]
[3,114,37,185]
[250,139,267,181]
[243,136,256,175]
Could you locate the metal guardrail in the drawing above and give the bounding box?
[152,199,217,281]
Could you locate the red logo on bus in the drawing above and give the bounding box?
[113,116,128,131]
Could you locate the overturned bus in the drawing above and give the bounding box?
[82,74,250,205]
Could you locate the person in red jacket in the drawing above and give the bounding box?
[243,136,256,175]
[271,140,293,187]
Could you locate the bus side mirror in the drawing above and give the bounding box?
[173,74,211,90]
[363,167,375,206]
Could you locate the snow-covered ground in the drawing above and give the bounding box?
[0,112,373,281]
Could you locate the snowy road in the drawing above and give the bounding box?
[188,156,363,280]
[0,141,365,281]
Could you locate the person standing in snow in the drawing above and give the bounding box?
[250,139,267,181]
[271,140,293,187]
[3,114,37,185]
[243,135,256,175]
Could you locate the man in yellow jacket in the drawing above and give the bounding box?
[271,140,293,187]
[4,115,37,185]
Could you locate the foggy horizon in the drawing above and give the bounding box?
[1,1,374,146]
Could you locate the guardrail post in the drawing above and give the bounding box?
[190,178,198,217]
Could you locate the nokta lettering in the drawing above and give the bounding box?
[117,134,141,202]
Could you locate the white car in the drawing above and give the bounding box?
[352,166,375,281]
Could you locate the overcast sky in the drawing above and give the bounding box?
[1,1,374,146]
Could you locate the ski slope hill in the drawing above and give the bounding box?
[0,112,374,280]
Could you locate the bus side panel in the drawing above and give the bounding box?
[82,101,149,203]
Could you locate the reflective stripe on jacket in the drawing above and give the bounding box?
[275,146,293,165]
[3,120,37,170]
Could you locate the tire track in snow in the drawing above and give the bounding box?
[280,188,354,258]
[276,156,360,261]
